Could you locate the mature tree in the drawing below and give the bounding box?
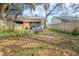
[0,3,37,31]
[42,3,49,28]
[42,3,60,28]
[0,3,9,19]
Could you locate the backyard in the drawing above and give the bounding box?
[0,28,79,56]
[0,3,79,56]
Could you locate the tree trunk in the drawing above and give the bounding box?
[44,11,47,29]
[43,4,59,29]
[44,18,47,29]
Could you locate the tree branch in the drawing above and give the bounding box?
[45,3,60,20]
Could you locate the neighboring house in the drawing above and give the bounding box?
[51,17,62,24]
[49,16,79,32]
[53,16,79,22]
[12,16,43,30]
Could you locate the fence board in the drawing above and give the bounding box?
[51,20,79,32]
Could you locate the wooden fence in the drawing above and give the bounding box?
[50,20,79,32]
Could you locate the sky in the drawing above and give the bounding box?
[23,5,45,17]
[23,4,56,24]
[23,3,79,24]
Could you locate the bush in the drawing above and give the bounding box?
[72,27,79,35]
[0,28,28,39]
[14,30,28,37]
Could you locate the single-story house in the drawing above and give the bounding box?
[11,16,43,30]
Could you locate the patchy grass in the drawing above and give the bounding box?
[48,28,79,40]
[0,38,77,56]
[71,35,79,40]
[0,28,79,56]
[48,28,71,35]
[0,29,28,39]
[0,39,49,56]
[47,28,79,54]
[72,45,79,53]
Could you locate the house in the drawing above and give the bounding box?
[50,16,79,32]
[11,16,43,30]
[53,16,79,22]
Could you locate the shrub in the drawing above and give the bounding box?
[72,27,79,35]
[14,30,28,37]
[0,28,28,39]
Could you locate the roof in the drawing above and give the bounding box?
[11,16,43,22]
[53,16,79,22]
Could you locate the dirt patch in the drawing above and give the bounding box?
[35,45,77,56]
[0,29,79,56]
